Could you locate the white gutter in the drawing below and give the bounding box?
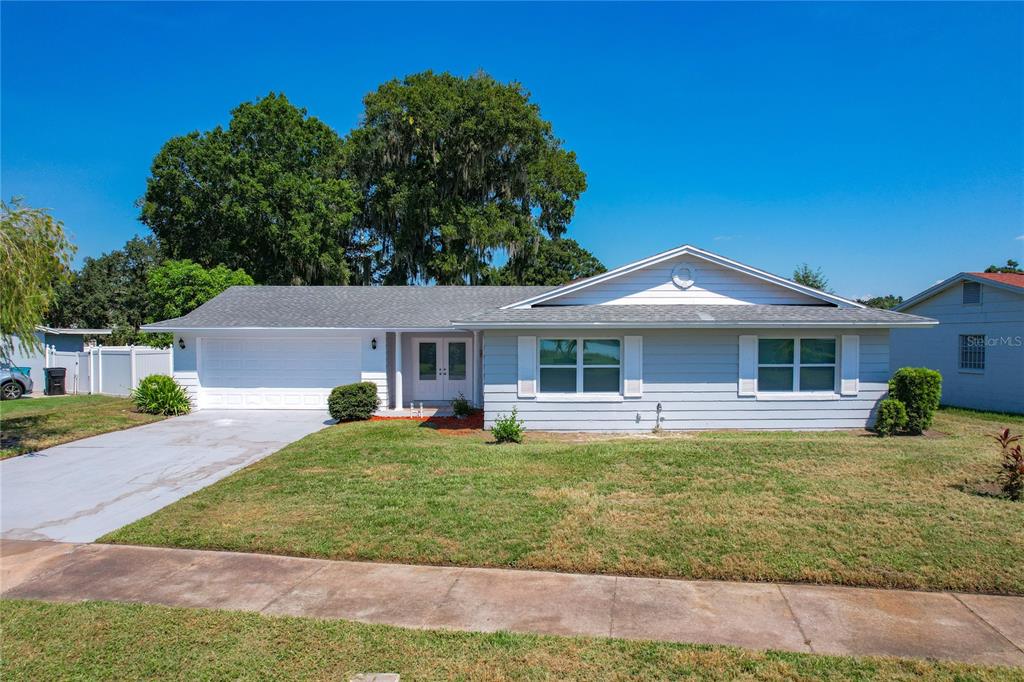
[449,319,938,329]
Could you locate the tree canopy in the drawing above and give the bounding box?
[985,259,1022,274]
[147,260,254,322]
[490,237,605,286]
[48,235,162,333]
[792,263,831,292]
[347,71,587,284]
[139,93,362,286]
[0,199,75,361]
[857,294,903,310]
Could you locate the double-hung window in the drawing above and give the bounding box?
[539,338,621,394]
[959,334,985,371]
[757,338,837,393]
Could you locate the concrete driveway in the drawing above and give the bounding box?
[0,410,331,542]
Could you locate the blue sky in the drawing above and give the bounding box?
[2,2,1021,299]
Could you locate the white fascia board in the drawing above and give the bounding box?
[139,325,454,333]
[450,319,937,330]
[500,244,864,310]
[895,272,1024,311]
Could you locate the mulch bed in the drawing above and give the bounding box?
[371,410,485,433]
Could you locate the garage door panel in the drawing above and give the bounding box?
[199,336,361,410]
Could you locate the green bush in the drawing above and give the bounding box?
[131,375,191,416]
[874,398,908,437]
[491,407,525,443]
[451,393,472,418]
[328,381,380,422]
[888,367,942,434]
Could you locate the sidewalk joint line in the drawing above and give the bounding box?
[777,585,814,654]
[259,563,330,614]
[951,593,1024,656]
[608,576,618,637]
[419,567,466,628]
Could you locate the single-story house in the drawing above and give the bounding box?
[2,326,112,384]
[891,271,1024,414]
[142,245,936,431]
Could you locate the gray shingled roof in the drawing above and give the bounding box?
[452,304,936,328]
[142,285,553,330]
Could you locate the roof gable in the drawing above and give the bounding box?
[895,272,1024,312]
[503,245,862,309]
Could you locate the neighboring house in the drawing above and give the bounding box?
[891,272,1024,414]
[3,326,112,385]
[142,245,935,431]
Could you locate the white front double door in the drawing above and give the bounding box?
[412,338,472,402]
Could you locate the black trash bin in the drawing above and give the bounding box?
[45,367,67,395]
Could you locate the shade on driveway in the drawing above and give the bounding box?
[0,410,330,542]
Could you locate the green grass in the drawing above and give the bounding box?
[3,600,1020,681]
[103,408,1024,594]
[0,395,165,458]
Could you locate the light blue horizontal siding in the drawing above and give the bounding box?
[892,284,1023,414]
[483,328,890,431]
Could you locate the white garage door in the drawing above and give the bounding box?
[199,336,361,409]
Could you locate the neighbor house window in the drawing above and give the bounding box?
[758,338,836,392]
[539,338,621,393]
[962,281,982,305]
[959,334,985,370]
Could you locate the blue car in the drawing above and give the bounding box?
[1,368,33,400]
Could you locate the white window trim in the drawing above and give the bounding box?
[756,336,839,399]
[958,333,986,374]
[537,336,622,399]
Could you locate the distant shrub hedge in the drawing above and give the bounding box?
[328,381,380,422]
[888,368,942,434]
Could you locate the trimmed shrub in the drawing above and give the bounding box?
[328,381,380,422]
[491,408,525,444]
[451,393,472,419]
[131,375,191,416]
[888,368,942,434]
[875,398,908,437]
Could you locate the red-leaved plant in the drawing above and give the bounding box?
[994,429,1024,501]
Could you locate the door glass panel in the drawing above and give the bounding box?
[583,339,620,365]
[419,343,437,381]
[448,342,467,380]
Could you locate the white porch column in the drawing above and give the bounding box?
[394,332,403,411]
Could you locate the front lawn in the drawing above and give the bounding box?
[3,600,1018,681]
[0,395,165,459]
[104,408,1024,594]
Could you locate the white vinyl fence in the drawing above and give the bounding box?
[44,346,173,396]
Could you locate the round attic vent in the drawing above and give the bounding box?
[672,264,695,289]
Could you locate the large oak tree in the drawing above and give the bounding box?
[347,71,587,284]
[139,93,363,285]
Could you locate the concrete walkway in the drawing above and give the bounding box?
[0,410,330,542]
[2,540,1022,667]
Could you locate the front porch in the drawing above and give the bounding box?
[384,330,482,412]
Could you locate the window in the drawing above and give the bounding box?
[962,281,982,305]
[539,338,621,393]
[758,338,836,393]
[959,335,985,370]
